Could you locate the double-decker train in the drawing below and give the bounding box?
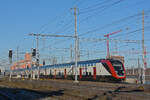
[12,59,126,82]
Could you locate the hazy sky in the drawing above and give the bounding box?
[0,0,150,69]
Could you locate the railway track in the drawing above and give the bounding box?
[0,87,50,100]
[0,78,150,100]
[0,90,16,100]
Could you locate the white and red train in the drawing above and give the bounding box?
[12,59,126,82]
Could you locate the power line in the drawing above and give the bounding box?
[54,19,74,35]
[42,2,149,47]
[79,10,150,37]
[40,10,150,51]
[50,0,85,34]
[79,0,148,21]
[38,0,80,34]
[73,0,86,7]
[78,0,123,23]
[31,5,150,62]
[79,0,112,13]
[44,12,144,48]
[38,10,70,33]
[111,25,150,38]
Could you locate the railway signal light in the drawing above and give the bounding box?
[8,49,13,64]
[43,60,45,66]
[9,50,13,58]
[32,48,36,57]
[36,59,39,66]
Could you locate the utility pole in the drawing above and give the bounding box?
[8,49,13,81]
[138,57,141,84]
[77,38,80,61]
[74,7,79,83]
[142,10,145,84]
[16,46,19,77]
[70,45,73,62]
[28,7,79,82]
[36,35,40,80]
[31,48,33,80]
[16,46,19,67]
[132,66,134,75]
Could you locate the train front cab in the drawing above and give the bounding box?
[101,59,126,81]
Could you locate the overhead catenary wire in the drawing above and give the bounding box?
[41,0,86,35]
[111,25,150,38]
[51,0,85,34]
[78,9,150,37]
[41,0,135,47]
[42,13,148,51]
[38,10,71,33]
[79,0,148,25]
[79,0,112,14]
[31,1,150,64]
[78,0,124,23]
[79,0,121,15]
[54,19,74,35]
[73,0,86,7]
[38,0,81,34]
[39,10,150,54]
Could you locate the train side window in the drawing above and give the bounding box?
[86,72,88,76]
[50,69,52,75]
[89,63,91,66]
[85,64,87,67]
[91,63,92,66]
[89,72,91,76]
[58,72,61,76]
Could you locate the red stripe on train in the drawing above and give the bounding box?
[93,67,96,80]
[64,69,67,79]
[79,68,82,79]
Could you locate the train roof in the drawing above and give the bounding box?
[12,58,121,72]
[33,59,102,70]
[42,59,102,68]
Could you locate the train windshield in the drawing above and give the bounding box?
[112,63,122,70]
[110,60,124,76]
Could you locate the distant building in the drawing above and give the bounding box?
[11,53,43,70]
